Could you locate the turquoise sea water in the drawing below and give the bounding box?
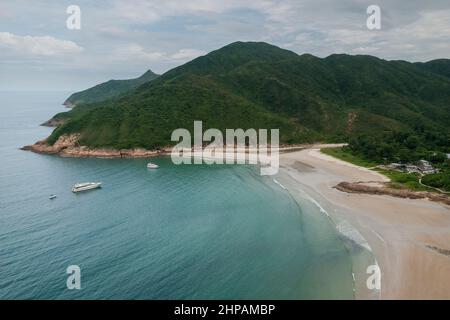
[0,91,354,299]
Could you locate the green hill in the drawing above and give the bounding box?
[48,41,450,150]
[63,69,159,107]
[415,59,450,80]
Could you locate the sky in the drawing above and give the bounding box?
[1,0,449,91]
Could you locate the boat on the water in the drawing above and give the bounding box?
[147,163,159,169]
[49,194,57,199]
[72,182,102,193]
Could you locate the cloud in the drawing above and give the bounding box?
[0,32,83,57]
[1,0,450,90]
[110,0,253,23]
[117,44,165,62]
[107,0,450,61]
[114,44,206,63]
[170,48,206,60]
[318,9,450,60]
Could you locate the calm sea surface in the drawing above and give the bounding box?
[0,91,353,299]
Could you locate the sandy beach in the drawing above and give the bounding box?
[279,147,450,299]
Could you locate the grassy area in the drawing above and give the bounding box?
[320,147,378,168]
[421,172,450,193]
[378,170,434,192]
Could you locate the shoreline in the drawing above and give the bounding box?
[21,133,450,298]
[21,134,171,158]
[275,158,379,300]
[271,173,375,299]
[21,133,346,159]
[279,147,450,299]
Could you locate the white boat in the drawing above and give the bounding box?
[72,182,102,193]
[49,194,57,200]
[147,163,159,169]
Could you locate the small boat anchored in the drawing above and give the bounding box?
[147,163,159,169]
[49,194,57,200]
[72,182,102,193]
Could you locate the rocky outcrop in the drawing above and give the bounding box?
[63,100,75,108]
[335,181,450,206]
[21,134,80,154]
[59,146,165,158]
[21,134,170,158]
[40,118,67,127]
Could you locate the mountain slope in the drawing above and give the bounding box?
[415,59,450,80]
[47,42,450,150]
[63,69,159,107]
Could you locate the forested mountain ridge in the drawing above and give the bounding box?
[63,69,159,107]
[46,42,450,152]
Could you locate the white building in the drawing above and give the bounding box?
[418,160,438,174]
[406,165,421,174]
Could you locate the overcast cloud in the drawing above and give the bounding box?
[0,0,449,90]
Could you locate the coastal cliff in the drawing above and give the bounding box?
[40,118,67,127]
[21,134,169,158]
[62,100,75,108]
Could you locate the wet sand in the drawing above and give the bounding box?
[279,147,450,299]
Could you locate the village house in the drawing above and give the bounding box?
[386,163,405,171]
[417,160,438,174]
[385,160,438,175]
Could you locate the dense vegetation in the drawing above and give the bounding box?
[380,171,428,192]
[321,147,378,168]
[64,70,159,106]
[346,132,449,164]
[322,147,450,192]
[326,134,450,192]
[48,42,450,160]
[342,130,450,191]
[422,172,450,192]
